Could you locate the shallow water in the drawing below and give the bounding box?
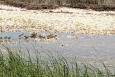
[0,32,115,65]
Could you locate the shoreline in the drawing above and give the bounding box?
[0,5,115,35]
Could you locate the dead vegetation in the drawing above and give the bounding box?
[0,2,115,35]
[0,0,115,11]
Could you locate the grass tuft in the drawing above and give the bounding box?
[0,46,115,77]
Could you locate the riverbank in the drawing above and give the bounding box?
[0,4,115,35]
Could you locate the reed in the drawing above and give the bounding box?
[0,46,115,77]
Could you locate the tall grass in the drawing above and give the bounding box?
[0,46,115,77]
[0,0,115,10]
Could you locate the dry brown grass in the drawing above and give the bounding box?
[0,0,115,10]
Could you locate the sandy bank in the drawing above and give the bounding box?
[0,4,115,35]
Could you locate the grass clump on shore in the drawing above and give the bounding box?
[0,47,115,77]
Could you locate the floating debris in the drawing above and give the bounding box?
[38,35,46,39]
[0,37,2,39]
[24,35,29,39]
[4,36,7,39]
[47,34,57,39]
[30,32,37,38]
[7,37,11,39]
[18,33,24,37]
[0,36,11,40]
